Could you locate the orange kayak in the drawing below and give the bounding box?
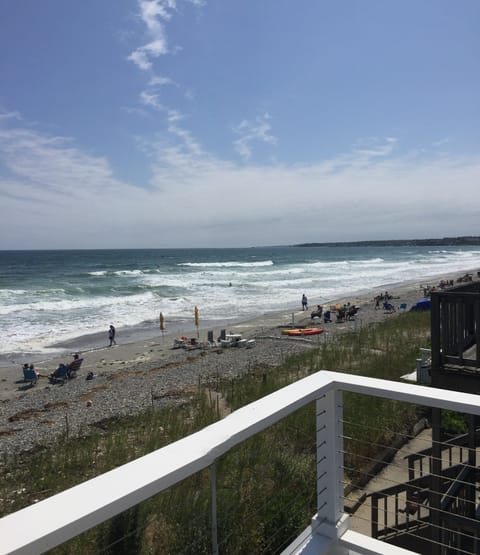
[281,327,324,336]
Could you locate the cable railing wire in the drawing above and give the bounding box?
[97,411,479,555]
[341,444,480,501]
[341,448,479,492]
[343,435,476,472]
[342,417,434,445]
[342,417,480,471]
[344,487,480,535]
[342,421,476,463]
[217,476,316,549]
[348,506,479,555]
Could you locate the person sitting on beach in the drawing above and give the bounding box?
[28,363,44,378]
[323,310,332,323]
[49,354,83,380]
[23,363,40,379]
[347,305,359,320]
[383,301,395,314]
[66,353,83,378]
[50,363,68,379]
[310,305,323,320]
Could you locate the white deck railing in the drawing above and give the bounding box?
[1,370,480,555]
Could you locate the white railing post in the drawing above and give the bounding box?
[312,387,349,540]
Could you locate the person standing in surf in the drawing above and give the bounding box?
[108,324,117,346]
[302,294,308,311]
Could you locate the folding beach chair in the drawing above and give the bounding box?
[49,364,70,384]
[67,357,83,378]
[23,367,38,386]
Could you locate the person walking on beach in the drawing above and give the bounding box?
[302,294,308,311]
[108,324,117,346]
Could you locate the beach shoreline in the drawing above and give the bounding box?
[0,267,478,458]
[0,263,466,369]
[1,266,475,398]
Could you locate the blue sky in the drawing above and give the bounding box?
[1,0,479,249]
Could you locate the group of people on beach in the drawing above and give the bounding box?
[22,353,83,382]
[373,292,397,313]
[374,291,392,310]
[309,301,359,324]
[21,325,115,387]
[49,353,83,380]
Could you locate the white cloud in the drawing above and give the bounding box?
[139,90,163,110]
[166,109,184,122]
[127,0,177,71]
[149,74,175,86]
[0,128,129,199]
[352,136,397,158]
[233,113,277,160]
[0,110,22,122]
[140,0,176,29]
[126,0,204,162]
[1,118,479,248]
[137,75,176,111]
[433,137,453,147]
[127,49,153,71]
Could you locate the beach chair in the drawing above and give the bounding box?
[23,367,38,386]
[67,357,83,378]
[310,308,323,320]
[346,306,359,320]
[383,302,396,314]
[49,364,70,384]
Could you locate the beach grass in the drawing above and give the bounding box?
[0,310,431,552]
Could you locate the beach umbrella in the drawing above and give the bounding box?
[194,306,199,337]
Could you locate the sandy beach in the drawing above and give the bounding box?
[0,269,477,459]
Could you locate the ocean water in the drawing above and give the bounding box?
[1,246,480,362]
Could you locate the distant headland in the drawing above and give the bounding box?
[294,236,480,247]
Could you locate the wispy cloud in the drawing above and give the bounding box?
[127,0,177,71]
[352,136,397,158]
[138,74,176,111]
[149,74,175,86]
[233,113,277,160]
[127,0,204,157]
[0,117,133,202]
[433,137,453,147]
[0,110,22,122]
[139,90,164,110]
[1,115,479,248]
